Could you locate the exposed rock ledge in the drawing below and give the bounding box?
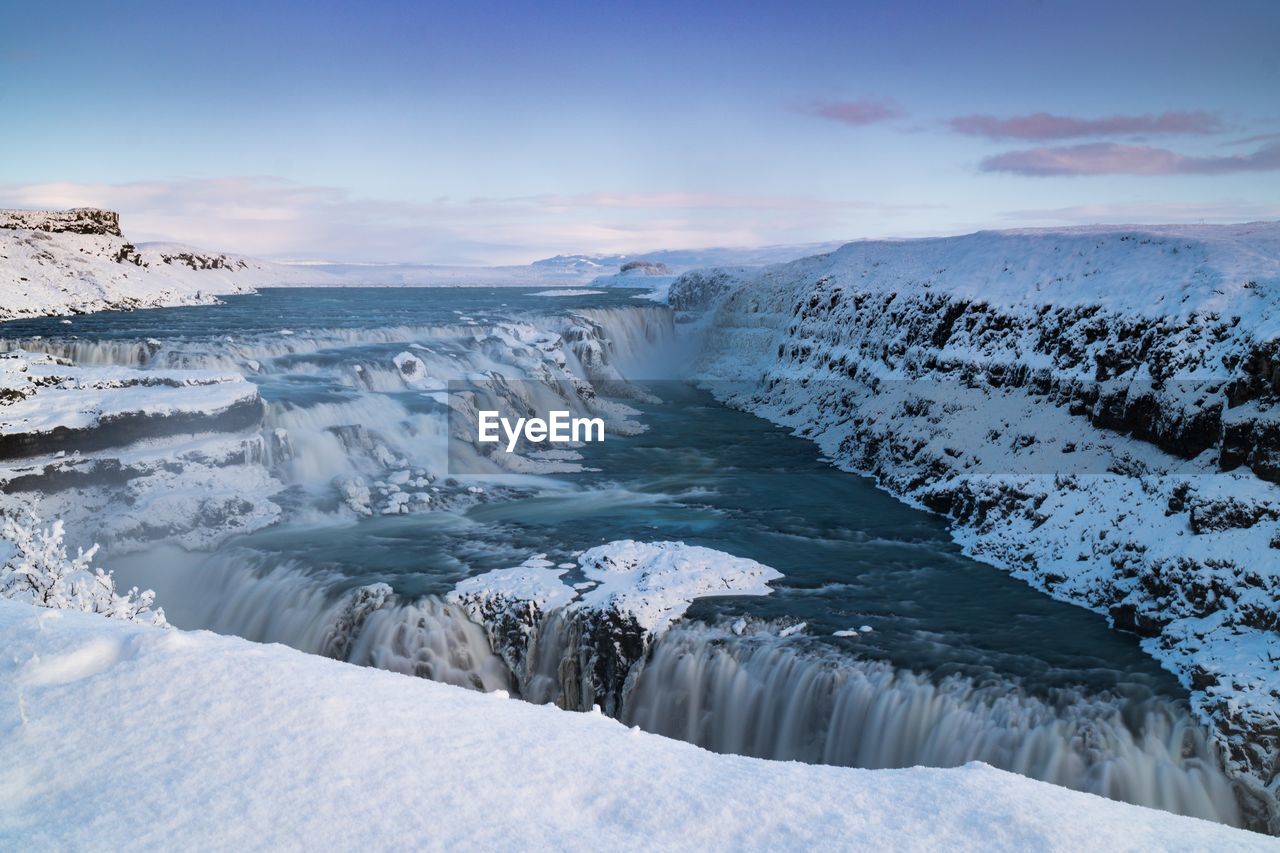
[670,222,1280,829]
[448,541,782,714]
[0,351,279,551]
[0,207,123,236]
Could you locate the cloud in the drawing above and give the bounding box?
[0,177,918,263]
[979,141,1280,176]
[950,110,1222,141]
[1227,131,1280,146]
[999,200,1280,224]
[469,191,860,212]
[804,98,904,126]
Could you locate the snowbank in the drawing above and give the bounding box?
[0,598,1265,851]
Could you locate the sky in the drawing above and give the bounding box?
[1,0,1278,264]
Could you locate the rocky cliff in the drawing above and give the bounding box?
[0,208,124,237]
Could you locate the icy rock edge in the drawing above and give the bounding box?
[448,541,782,715]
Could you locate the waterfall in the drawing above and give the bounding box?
[114,540,1248,828]
[115,547,509,693]
[623,623,1244,827]
[561,305,681,379]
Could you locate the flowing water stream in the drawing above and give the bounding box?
[0,287,1251,828]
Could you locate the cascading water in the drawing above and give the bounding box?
[1,288,1264,833]
[122,547,510,693]
[137,541,1243,826]
[623,623,1242,826]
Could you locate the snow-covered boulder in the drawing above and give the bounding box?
[450,541,781,713]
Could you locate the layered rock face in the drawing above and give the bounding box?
[0,208,123,237]
[0,351,279,551]
[672,223,1280,827]
[448,542,782,715]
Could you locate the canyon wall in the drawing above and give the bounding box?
[672,223,1280,825]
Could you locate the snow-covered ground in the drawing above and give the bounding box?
[0,597,1266,852]
[673,221,1280,825]
[0,209,325,319]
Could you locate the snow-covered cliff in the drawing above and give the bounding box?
[673,222,1280,825]
[0,208,323,319]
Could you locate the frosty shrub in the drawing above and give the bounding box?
[0,512,168,627]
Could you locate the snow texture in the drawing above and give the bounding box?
[0,208,323,319]
[0,597,1266,851]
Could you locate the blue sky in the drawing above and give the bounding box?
[1,0,1277,263]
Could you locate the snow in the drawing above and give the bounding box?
[0,597,1266,851]
[0,209,852,318]
[6,217,1280,841]
[450,540,784,637]
[450,554,579,614]
[0,210,327,320]
[0,351,258,437]
[0,349,279,552]
[0,513,166,626]
[528,288,607,296]
[577,540,783,633]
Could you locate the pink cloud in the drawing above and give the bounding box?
[951,110,1221,140]
[980,141,1280,176]
[806,98,904,126]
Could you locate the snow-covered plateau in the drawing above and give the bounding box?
[672,221,1280,827]
[0,208,322,319]
[2,598,1265,851]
